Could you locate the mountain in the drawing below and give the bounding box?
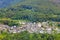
[0,0,60,22]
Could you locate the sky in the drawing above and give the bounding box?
[0,0,22,8]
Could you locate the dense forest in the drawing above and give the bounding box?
[0,0,60,22]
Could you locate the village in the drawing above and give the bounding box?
[0,21,60,34]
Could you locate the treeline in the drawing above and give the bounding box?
[0,31,60,40]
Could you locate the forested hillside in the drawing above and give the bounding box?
[0,0,60,22]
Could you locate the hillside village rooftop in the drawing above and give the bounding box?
[0,22,60,34]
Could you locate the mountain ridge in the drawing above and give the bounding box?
[0,0,60,8]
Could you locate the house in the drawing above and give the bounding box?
[46,27,52,34]
[37,22,42,27]
[42,22,49,27]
